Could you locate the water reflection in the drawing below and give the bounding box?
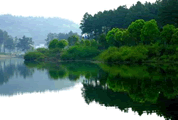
[82,63,178,120]
[0,58,34,85]
[0,59,178,119]
[0,59,75,95]
[24,61,178,119]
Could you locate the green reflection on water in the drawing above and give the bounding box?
[24,61,178,120]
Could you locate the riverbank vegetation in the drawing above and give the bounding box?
[24,0,178,63]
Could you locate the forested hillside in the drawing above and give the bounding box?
[80,0,178,39]
[0,14,81,45]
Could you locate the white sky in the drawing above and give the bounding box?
[0,0,157,24]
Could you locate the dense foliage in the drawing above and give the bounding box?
[24,51,44,61]
[61,45,100,60]
[96,18,178,63]
[45,31,81,45]
[80,0,178,39]
[24,0,178,63]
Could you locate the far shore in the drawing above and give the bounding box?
[0,55,18,59]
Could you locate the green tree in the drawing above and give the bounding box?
[91,39,97,47]
[98,33,107,49]
[67,35,79,46]
[140,19,160,44]
[114,30,124,47]
[160,24,175,44]
[48,39,59,49]
[122,30,133,46]
[158,0,178,27]
[106,28,120,46]
[45,33,58,46]
[80,39,85,45]
[56,39,68,49]
[85,40,91,46]
[16,36,34,52]
[80,12,94,38]
[128,19,145,45]
[171,31,178,44]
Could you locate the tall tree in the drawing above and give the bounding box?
[158,0,178,27]
[16,36,34,52]
[106,28,120,46]
[128,19,145,45]
[160,24,175,44]
[2,31,8,53]
[140,19,160,44]
[80,12,93,38]
[4,36,15,53]
[67,35,79,46]
[0,29,4,52]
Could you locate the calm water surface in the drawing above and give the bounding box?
[0,58,178,120]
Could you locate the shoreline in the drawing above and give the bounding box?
[24,59,178,65]
[0,55,18,59]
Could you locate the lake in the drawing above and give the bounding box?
[0,58,177,120]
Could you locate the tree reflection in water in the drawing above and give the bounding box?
[0,59,34,85]
[24,61,178,120]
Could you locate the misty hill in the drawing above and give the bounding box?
[0,14,81,46]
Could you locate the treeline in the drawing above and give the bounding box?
[45,31,81,45]
[25,18,178,63]
[80,0,178,39]
[24,33,100,61]
[0,29,34,54]
[24,0,178,63]
[96,19,178,63]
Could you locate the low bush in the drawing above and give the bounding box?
[96,45,148,63]
[24,51,45,61]
[61,45,100,60]
[36,48,48,54]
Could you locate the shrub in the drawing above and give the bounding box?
[48,39,59,49]
[56,39,68,49]
[24,51,44,61]
[96,45,148,63]
[85,40,91,46]
[146,43,162,57]
[61,45,100,60]
[36,48,48,54]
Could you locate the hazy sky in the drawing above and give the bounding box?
[0,0,157,24]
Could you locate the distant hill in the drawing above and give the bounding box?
[0,14,81,46]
